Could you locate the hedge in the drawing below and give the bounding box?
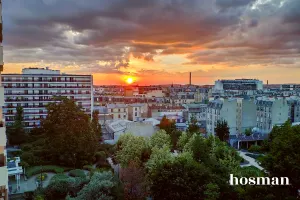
[69,169,86,178]
[50,173,69,182]
[248,145,263,153]
[83,165,94,171]
[26,165,72,177]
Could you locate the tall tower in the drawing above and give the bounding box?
[0,0,8,199]
[189,72,191,85]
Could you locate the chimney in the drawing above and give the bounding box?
[189,72,191,85]
[267,80,268,85]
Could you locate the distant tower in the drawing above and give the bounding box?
[267,80,269,85]
[189,72,192,85]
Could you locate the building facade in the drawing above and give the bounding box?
[0,0,9,198]
[206,98,257,136]
[255,97,289,134]
[213,79,263,95]
[107,104,129,120]
[2,68,93,129]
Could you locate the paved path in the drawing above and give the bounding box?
[238,151,264,171]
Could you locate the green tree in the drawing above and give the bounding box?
[261,121,300,197]
[116,133,149,167]
[187,115,200,136]
[148,155,211,200]
[215,120,230,142]
[7,106,27,146]
[204,183,220,200]
[150,130,171,149]
[177,132,189,151]
[92,110,102,140]
[41,98,98,167]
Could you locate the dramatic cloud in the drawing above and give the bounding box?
[2,0,300,83]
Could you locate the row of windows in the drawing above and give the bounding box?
[2,76,91,82]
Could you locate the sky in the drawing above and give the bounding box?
[2,0,300,85]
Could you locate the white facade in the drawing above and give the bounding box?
[206,98,257,136]
[2,68,93,129]
[0,0,8,198]
[128,103,147,121]
[256,97,289,134]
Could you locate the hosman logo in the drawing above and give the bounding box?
[229,174,290,186]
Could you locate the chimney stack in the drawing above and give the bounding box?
[189,72,191,85]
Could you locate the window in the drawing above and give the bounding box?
[118,109,120,112]
[118,114,121,119]
[135,112,137,116]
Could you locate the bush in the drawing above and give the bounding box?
[50,174,69,182]
[95,151,106,161]
[83,165,93,171]
[26,165,71,177]
[21,144,33,151]
[96,159,111,169]
[97,144,115,156]
[69,169,86,178]
[36,173,48,182]
[248,145,262,153]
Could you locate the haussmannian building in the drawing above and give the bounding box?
[0,0,9,198]
[2,67,93,129]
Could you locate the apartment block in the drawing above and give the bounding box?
[206,98,257,136]
[2,68,93,129]
[128,103,148,121]
[107,104,129,120]
[183,103,207,128]
[0,0,9,198]
[256,97,289,134]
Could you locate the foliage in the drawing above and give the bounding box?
[26,165,70,177]
[248,145,263,153]
[6,106,27,146]
[69,169,86,178]
[187,115,200,136]
[261,121,300,196]
[204,183,220,200]
[116,133,149,167]
[149,130,171,149]
[92,110,102,140]
[120,161,147,200]
[158,115,180,149]
[66,171,116,200]
[95,151,106,161]
[148,156,211,200]
[40,98,98,167]
[244,128,252,136]
[50,173,69,182]
[215,120,230,142]
[146,145,174,175]
[97,143,116,156]
[177,132,189,151]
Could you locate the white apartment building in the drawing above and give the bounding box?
[213,79,263,95]
[183,103,207,128]
[2,68,93,129]
[0,0,8,198]
[206,98,257,136]
[256,97,289,134]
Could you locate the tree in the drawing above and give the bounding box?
[187,115,200,136]
[149,130,171,149]
[120,161,147,200]
[92,110,102,140]
[215,120,229,142]
[148,155,211,200]
[261,121,300,197]
[204,183,220,200]
[177,132,189,151]
[41,98,98,167]
[158,115,180,149]
[116,133,149,167]
[7,106,27,146]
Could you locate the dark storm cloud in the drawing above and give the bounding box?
[3,0,300,73]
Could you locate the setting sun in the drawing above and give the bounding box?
[126,77,134,84]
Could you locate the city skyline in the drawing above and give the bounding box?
[3,0,300,85]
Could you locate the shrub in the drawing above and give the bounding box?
[36,173,48,182]
[45,179,70,200]
[50,174,69,182]
[26,165,71,177]
[83,165,93,171]
[69,169,86,178]
[97,144,115,156]
[21,144,33,151]
[248,145,262,153]
[96,159,111,169]
[95,151,106,160]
